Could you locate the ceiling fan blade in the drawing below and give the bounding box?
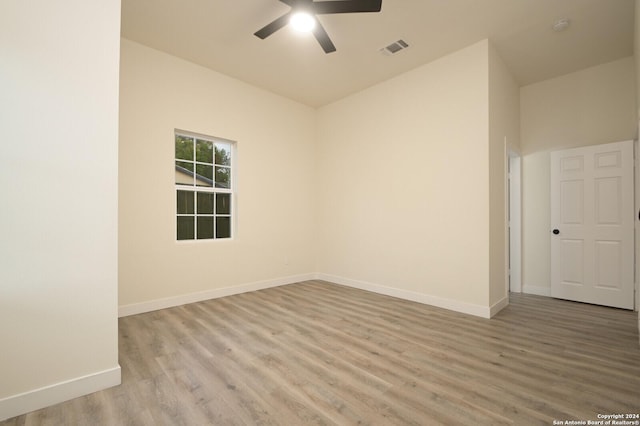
[312,18,336,53]
[278,0,296,6]
[312,0,382,15]
[254,12,292,39]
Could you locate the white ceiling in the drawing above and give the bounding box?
[121,0,635,107]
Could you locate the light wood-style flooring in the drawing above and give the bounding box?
[3,280,640,425]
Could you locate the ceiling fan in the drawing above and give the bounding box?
[254,0,383,54]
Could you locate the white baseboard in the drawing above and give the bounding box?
[0,366,121,422]
[316,273,492,319]
[119,273,316,317]
[120,271,518,320]
[490,296,509,317]
[522,285,551,297]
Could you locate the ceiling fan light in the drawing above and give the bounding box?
[290,12,316,33]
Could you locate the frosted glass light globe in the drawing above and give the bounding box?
[290,12,316,33]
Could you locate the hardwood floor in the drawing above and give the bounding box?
[3,280,639,425]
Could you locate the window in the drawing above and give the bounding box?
[175,131,234,241]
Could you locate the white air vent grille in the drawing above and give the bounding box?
[380,39,409,56]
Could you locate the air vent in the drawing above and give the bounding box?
[380,39,409,56]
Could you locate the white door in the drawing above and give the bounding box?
[550,140,634,310]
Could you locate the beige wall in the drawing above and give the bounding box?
[488,44,521,307]
[122,39,517,317]
[316,41,492,309]
[121,33,637,322]
[637,0,640,126]
[119,40,317,307]
[0,0,121,419]
[520,57,636,295]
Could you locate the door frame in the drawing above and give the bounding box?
[508,148,522,293]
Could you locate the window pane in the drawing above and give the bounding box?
[215,143,231,166]
[216,217,231,238]
[175,135,194,161]
[176,133,234,241]
[195,164,214,187]
[177,216,194,240]
[216,193,231,214]
[177,190,194,214]
[197,192,214,214]
[176,161,194,185]
[197,216,214,239]
[215,166,230,189]
[196,139,214,164]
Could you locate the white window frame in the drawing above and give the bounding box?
[174,129,236,242]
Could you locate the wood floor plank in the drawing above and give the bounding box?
[2,280,639,425]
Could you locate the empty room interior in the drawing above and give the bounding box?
[2,0,640,424]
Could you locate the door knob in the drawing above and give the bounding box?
[552,229,560,235]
